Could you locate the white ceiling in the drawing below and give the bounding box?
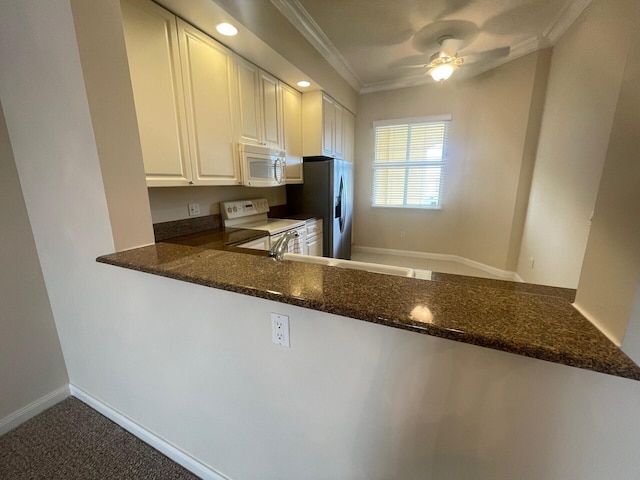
[271,0,593,93]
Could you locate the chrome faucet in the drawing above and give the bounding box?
[270,230,299,260]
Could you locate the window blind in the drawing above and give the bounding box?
[373,119,450,208]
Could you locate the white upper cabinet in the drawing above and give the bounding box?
[121,0,191,186]
[122,0,241,186]
[122,0,306,187]
[235,56,282,149]
[302,91,350,160]
[321,93,335,156]
[333,102,344,159]
[343,109,355,162]
[177,20,240,185]
[235,58,262,146]
[261,71,281,147]
[280,82,303,183]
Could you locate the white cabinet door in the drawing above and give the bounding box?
[343,109,355,163]
[307,235,323,256]
[302,91,350,160]
[260,71,281,147]
[177,20,240,185]
[321,94,334,156]
[333,102,344,159]
[121,0,191,186]
[235,57,282,149]
[237,236,269,250]
[235,56,262,146]
[281,83,303,183]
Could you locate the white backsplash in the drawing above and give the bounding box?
[148,185,287,223]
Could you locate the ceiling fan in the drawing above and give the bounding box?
[424,36,465,82]
[399,35,511,82]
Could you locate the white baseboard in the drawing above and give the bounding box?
[0,385,70,436]
[352,245,521,282]
[69,385,231,480]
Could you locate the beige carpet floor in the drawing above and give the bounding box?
[0,397,200,479]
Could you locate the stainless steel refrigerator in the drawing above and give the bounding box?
[286,157,353,259]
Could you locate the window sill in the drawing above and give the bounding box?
[371,205,442,211]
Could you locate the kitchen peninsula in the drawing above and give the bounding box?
[98,231,640,381]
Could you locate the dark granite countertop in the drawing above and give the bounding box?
[163,227,269,252]
[96,229,640,381]
[267,205,322,222]
[279,213,323,222]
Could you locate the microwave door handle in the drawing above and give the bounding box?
[274,157,284,184]
[280,157,285,184]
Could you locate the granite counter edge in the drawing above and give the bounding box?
[95,253,640,382]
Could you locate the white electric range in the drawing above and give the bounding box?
[221,199,307,254]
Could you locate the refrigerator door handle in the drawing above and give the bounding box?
[338,176,345,233]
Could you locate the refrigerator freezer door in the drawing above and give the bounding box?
[286,157,352,259]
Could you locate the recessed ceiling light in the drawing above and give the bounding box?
[216,23,238,37]
[297,80,311,88]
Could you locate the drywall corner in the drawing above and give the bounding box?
[0,100,69,421]
[505,48,552,272]
[575,14,640,343]
[70,0,155,251]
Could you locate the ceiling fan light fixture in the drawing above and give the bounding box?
[430,63,456,82]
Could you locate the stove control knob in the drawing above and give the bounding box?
[233,206,237,212]
[227,207,232,213]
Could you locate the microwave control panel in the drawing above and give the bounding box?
[221,198,270,220]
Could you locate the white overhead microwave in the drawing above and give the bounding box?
[239,144,286,187]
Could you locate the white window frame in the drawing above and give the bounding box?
[372,114,451,210]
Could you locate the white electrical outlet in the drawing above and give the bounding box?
[271,313,290,347]
[400,230,406,239]
[188,203,200,216]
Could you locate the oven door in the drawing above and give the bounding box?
[240,144,286,187]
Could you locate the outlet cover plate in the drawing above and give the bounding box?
[271,313,290,347]
[188,203,200,216]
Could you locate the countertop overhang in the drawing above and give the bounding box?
[96,228,640,381]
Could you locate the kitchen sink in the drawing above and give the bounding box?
[282,253,415,278]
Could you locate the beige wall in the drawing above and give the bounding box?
[354,52,547,272]
[148,185,286,223]
[574,11,640,346]
[0,102,68,425]
[4,2,640,479]
[516,0,636,288]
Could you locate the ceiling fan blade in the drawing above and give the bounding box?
[461,46,511,64]
[391,55,432,70]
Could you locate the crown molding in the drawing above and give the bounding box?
[544,0,594,46]
[270,0,362,92]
